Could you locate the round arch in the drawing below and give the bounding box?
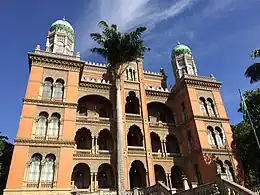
[97,129,113,150]
[74,128,92,149]
[97,163,114,189]
[150,132,162,152]
[154,164,166,184]
[129,160,147,189]
[127,125,143,147]
[77,95,113,118]
[147,101,174,123]
[166,134,180,153]
[71,163,91,189]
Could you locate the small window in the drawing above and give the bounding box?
[42,78,53,100]
[52,79,64,101]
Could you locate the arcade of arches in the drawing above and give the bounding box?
[71,161,186,190]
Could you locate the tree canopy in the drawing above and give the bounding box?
[232,88,260,186]
[90,21,151,78]
[245,49,260,83]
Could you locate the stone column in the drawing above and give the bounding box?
[90,172,94,192]
[168,174,172,189]
[94,172,98,191]
[163,141,167,156]
[166,173,170,188]
[161,141,165,156]
[92,137,95,154]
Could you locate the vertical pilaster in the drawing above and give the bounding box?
[137,59,156,186]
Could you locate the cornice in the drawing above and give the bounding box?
[76,117,114,125]
[79,81,112,90]
[202,148,233,155]
[73,152,112,159]
[145,90,170,98]
[28,51,85,71]
[15,138,74,147]
[125,114,142,122]
[23,98,78,108]
[171,74,222,94]
[193,115,230,122]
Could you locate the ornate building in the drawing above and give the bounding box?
[4,18,242,195]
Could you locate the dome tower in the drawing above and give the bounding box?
[171,42,198,81]
[46,17,75,55]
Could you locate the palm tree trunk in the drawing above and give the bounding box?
[116,77,125,195]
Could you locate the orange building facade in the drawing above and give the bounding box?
[4,18,243,195]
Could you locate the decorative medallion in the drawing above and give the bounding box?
[203,153,213,165]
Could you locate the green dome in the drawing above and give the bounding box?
[50,17,74,37]
[172,42,191,57]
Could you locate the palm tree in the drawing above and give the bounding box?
[245,49,260,83]
[90,21,150,194]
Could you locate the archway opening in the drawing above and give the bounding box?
[97,129,113,150]
[127,125,143,147]
[97,163,114,189]
[150,132,162,152]
[77,95,112,118]
[147,102,174,123]
[154,165,166,184]
[125,91,140,114]
[75,128,92,149]
[71,163,91,189]
[129,160,147,189]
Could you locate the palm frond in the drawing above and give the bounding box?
[98,21,109,30]
[245,63,260,83]
[90,33,106,45]
[250,49,260,58]
[90,47,108,58]
[111,24,117,31]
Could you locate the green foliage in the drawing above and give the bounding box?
[245,49,260,83]
[232,89,260,186]
[0,132,13,193]
[90,21,151,78]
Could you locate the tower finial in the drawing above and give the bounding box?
[177,41,181,45]
[63,16,66,21]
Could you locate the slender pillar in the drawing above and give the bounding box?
[163,141,167,156]
[90,172,94,192]
[168,174,172,189]
[92,137,95,153]
[94,172,98,191]
[161,141,165,155]
[166,173,170,187]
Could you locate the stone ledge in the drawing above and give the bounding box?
[23,98,78,108]
[15,138,74,147]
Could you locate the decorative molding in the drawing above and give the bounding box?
[79,81,112,90]
[28,51,85,71]
[193,115,229,122]
[15,138,74,147]
[146,90,170,98]
[23,98,78,108]
[125,114,142,121]
[202,148,233,155]
[76,116,114,125]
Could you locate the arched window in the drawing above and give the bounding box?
[42,78,53,100]
[166,134,180,153]
[199,97,208,115]
[216,159,225,174]
[154,165,166,184]
[127,125,143,147]
[98,164,114,189]
[41,154,56,182]
[207,126,217,146]
[52,79,64,101]
[125,91,140,114]
[207,98,217,117]
[97,129,113,150]
[129,161,147,189]
[47,113,60,137]
[75,128,92,150]
[150,132,162,152]
[71,163,91,189]
[27,154,42,182]
[36,112,48,137]
[224,160,235,182]
[215,127,224,147]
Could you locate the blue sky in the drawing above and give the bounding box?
[0,0,259,142]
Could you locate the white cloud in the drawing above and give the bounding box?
[75,0,195,55]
